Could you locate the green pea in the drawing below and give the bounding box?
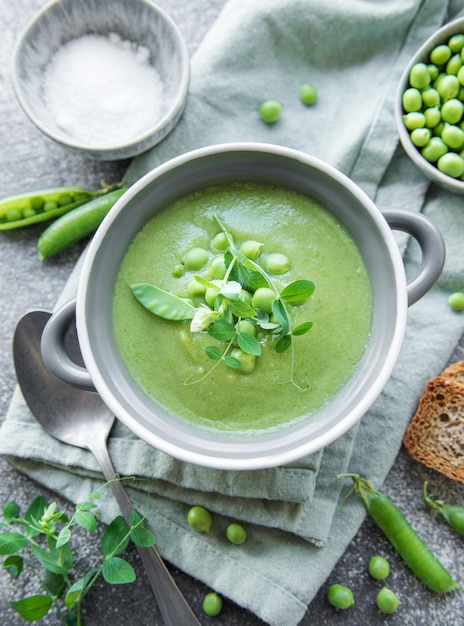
[202,592,223,617]
[427,64,439,81]
[422,87,440,107]
[173,264,185,278]
[447,53,463,75]
[403,112,426,130]
[211,231,230,250]
[239,289,253,306]
[449,34,464,53]
[423,107,441,128]
[265,252,290,275]
[300,82,318,105]
[187,506,212,533]
[422,136,448,162]
[431,44,452,66]
[368,555,391,581]
[437,74,460,99]
[187,278,207,297]
[432,122,445,137]
[441,98,463,124]
[6,208,22,222]
[327,584,355,609]
[236,319,256,336]
[182,247,209,271]
[402,87,422,112]
[43,201,58,212]
[209,255,227,279]
[441,124,464,149]
[260,99,282,123]
[376,587,399,614]
[239,239,263,260]
[226,523,247,544]
[411,127,431,147]
[458,65,464,86]
[230,348,256,374]
[437,152,464,178]
[30,196,44,211]
[409,62,431,89]
[449,291,464,311]
[251,287,275,313]
[205,286,220,307]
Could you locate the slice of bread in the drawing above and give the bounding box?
[403,363,464,483]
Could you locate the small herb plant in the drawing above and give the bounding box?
[131,214,315,389]
[0,484,155,625]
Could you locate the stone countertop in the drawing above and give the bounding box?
[1,1,463,625]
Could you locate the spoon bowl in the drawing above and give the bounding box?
[13,309,200,626]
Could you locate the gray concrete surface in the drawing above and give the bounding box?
[1,1,463,625]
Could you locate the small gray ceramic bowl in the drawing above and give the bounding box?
[12,0,190,160]
[395,17,464,193]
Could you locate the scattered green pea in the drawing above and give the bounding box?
[182,247,209,271]
[376,587,399,614]
[202,592,223,617]
[187,506,212,533]
[437,152,464,177]
[265,252,290,275]
[230,348,256,374]
[239,239,263,260]
[448,291,464,311]
[368,555,391,581]
[260,99,282,123]
[226,523,247,544]
[236,319,256,336]
[300,82,318,105]
[430,44,452,66]
[327,584,355,609]
[251,287,275,313]
[209,255,227,279]
[211,231,230,250]
[173,263,185,278]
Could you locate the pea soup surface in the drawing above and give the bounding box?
[112,183,373,434]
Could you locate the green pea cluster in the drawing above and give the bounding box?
[327,555,399,614]
[186,505,248,617]
[402,32,464,179]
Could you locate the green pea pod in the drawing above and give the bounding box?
[423,482,464,537]
[338,473,460,594]
[0,186,97,230]
[131,283,197,321]
[37,187,128,260]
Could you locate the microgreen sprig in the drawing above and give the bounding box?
[131,214,315,389]
[0,480,155,625]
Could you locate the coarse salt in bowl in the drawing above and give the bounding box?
[12,0,190,160]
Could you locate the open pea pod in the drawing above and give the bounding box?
[131,283,197,321]
[0,186,97,230]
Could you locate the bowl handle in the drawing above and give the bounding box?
[381,208,445,307]
[41,299,96,391]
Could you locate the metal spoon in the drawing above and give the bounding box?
[13,309,201,626]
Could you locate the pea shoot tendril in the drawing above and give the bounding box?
[131,214,315,389]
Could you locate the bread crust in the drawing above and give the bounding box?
[403,362,464,482]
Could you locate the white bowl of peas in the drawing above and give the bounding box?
[396,17,464,193]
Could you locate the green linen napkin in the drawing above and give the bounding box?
[2,1,464,625]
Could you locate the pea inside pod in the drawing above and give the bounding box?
[0,186,97,230]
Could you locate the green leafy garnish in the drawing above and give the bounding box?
[131,214,315,388]
[1,479,154,624]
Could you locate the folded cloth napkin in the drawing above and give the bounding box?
[2,0,464,624]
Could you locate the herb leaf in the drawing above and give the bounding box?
[3,501,19,522]
[131,283,196,321]
[280,280,315,304]
[237,332,262,356]
[224,356,242,369]
[292,321,313,336]
[101,516,130,557]
[205,346,222,360]
[227,297,256,318]
[272,299,290,335]
[208,321,236,342]
[0,532,28,555]
[276,335,292,353]
[102,556,136,584]
[10,595,53,622]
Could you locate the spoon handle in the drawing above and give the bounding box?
[90,440,202,626]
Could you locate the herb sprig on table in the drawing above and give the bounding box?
[131,214,315,389]
[0,481,154,625]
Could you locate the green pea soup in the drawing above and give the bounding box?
[112,182,373,434]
